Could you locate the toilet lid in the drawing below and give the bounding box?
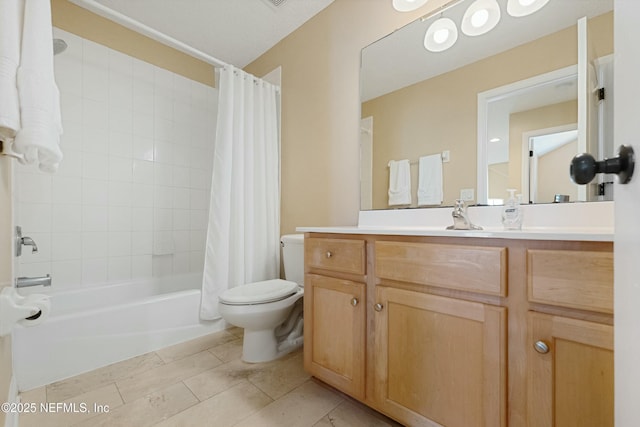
[219,279,299,305]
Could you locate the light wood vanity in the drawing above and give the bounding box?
[302,231,613,427]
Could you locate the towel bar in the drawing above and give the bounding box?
[0,140,24,161]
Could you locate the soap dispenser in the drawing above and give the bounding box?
[502,189,523,230]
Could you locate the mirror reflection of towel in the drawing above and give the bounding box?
[388,159,411,206]
[418,154,443,206]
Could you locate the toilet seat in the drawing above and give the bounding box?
[219,279,299,305]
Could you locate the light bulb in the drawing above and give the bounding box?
[471,9,489,28]
[433,28,450,44]
[519,0,535,6]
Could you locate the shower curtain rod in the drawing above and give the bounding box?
[68,0,228,68]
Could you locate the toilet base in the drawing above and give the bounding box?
[241,322,304,363]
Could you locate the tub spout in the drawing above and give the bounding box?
[16,275,52,288]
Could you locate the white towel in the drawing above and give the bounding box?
[388,159,411,206]
[11,0,63,172]
[0,0,23,141]
[418,154,443,206]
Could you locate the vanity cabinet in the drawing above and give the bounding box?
[526,248,614,427]
[373,286,506,427]
[303,237,367,399]
[302,233,614,427]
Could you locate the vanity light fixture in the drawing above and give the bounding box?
[506,0,550,17]
[461,0,501,36]
[393,0,430,12]
[424,17,458,52]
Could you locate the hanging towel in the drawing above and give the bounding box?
[0,0,23,141]
[418,154,443,206]
[11,0,63,172]
[388,159,411,206]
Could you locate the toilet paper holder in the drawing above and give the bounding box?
[0,287,50,337]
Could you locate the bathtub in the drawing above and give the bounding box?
[12,273,226,391]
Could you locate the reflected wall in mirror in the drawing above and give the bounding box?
[360,0,613,210]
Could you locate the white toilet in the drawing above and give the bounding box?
[218,234,305,363]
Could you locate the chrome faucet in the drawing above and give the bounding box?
[15,226,38,257]
[446,199,483,230]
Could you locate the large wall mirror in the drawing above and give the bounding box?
[360,0,613,210]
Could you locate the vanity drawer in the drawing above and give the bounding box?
[375,241,507,296]
[305,238,366,275]
[527,249,613,313]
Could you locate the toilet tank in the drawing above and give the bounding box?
[281,234,304,286]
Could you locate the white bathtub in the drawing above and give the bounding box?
[12,273,225,391]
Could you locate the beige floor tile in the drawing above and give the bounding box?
[248,351,310,400]
[183,358,265,401]
[20,386,46,403]
[73,382,198,427]
[20,383,123,427]
[313,399,402,427]
[155,380,272,427]
[116,351,222,403]
[156,330,238,363]
[46,352,165,402]
[227,326,244,338]
[233,380,343,427]
[209,338,243,363]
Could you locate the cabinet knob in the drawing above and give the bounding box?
[534,340,550,354]
[351,297,359,307]
[374,303,384,312]
[325,251,333,259]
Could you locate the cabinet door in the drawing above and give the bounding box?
[528,312,613,427]
[304,274,366,399]
[373,286,507,427]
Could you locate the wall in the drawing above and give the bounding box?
[361,11,613,209]
[537,140,579,203]
[0,157,12,426]
[508,100,578,195]
[14,28,217,289]
[51,0,214,87]
[245,0,453,232]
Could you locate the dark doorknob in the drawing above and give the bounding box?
[570,145,635,185]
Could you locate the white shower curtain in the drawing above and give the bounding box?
[200,65,280,320]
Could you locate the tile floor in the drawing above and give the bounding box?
[19,328,401,427]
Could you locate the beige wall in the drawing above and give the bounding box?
[360,11,612,210]
[508,100,578,194]
[245,0,454,231]
[51,0,214,87]
[538,140,579,203]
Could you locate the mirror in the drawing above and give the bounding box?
[360,0,613,210]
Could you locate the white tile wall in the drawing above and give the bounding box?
[15,28,218,290]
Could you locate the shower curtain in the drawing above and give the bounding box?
[200,65,280,320]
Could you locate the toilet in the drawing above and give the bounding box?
[218,234,305,363]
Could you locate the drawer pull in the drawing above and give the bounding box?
[351,297,359,307]
[374,303,384,312]
[534,340,550,354]
[325,251,333,259]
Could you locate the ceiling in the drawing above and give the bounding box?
[82,0,335,68]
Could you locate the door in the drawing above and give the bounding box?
[528,312,614,427]
[614,1,640,425]
[303,274,365,399]
[373,286,506,427]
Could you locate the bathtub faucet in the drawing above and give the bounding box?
[15,226,38,256]
[15,275,51,288]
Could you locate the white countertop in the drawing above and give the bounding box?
[296,225,614,241]
[297,202,614,242]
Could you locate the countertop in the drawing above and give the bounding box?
[296,226,614,242]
